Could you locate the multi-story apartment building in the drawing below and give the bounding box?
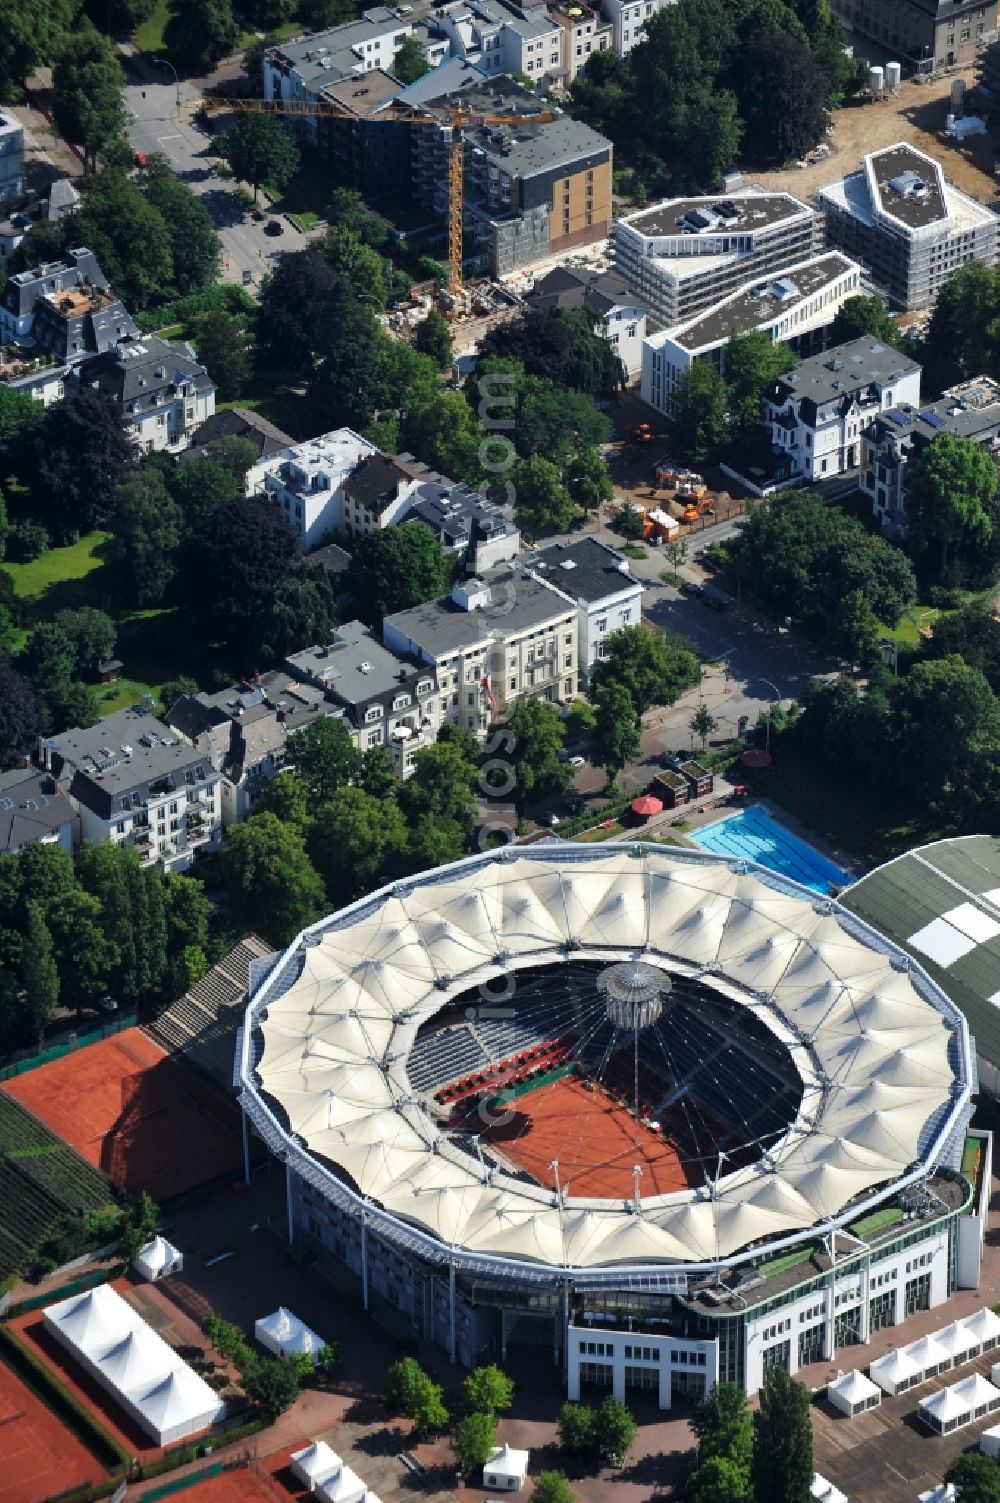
[0,112,24,209]
[612,190,819,329]
[828,0,996,72]
[525,264,647,379]
[402,482,521,574]
[384,569,579,736]
[165,686,291,827]
[76,336,215,454]
[761,335,923,489]
[0,769,76,858]
[599,0,673,53]
[248,428,379,548]
[547,0,612,82]
[411,78,612,275]
[431,0,563,86]
[641,252,862,417]
[527,536,643,685]
[864,375,1000,535]
[0,247,123,347]
[286,621,443,776]
[38,709,222,871]
[818,142,998,310]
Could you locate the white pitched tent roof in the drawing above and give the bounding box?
[935,1320,978,1363]
[981,1423,1000,1458]
[949,1373,1000,1409]
[811,1477,848,1503]
[316,1465,367,1503]
[903,1332,953,1372]
[827,1369,880,1414]
[42,1283,223,1446]
[255,1306,324,1361]
[870,1347,921,1393]
[919,1386,974,1425]
[967,1307,1000,1344]
[134,1235,182,1279]
[246,844,969,1272]
[291,1440,342,1486]
[485,1443,529,1480]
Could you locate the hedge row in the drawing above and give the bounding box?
[0,1324,131,1472]
[134,285,256,334]
[137,1416,264,1479]
[40,1476,125,1503]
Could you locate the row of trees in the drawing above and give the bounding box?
[570,0,866,197]
[0,840,211,1048]
[557,1397,638,1469]
[688,1372,812,1503]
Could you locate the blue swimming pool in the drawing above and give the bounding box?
[689,806,854,894]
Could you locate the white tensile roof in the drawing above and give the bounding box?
[255,1306,324,1357]
[919,1385,973,1424]
[903,1332,953,1372]
[97,1327,175,1393]
[316,1465,367,1503]
[248,845,969,1271]
[811,1476,848,1503]
[935,1320,978,1362]
[870,1347,921,1390]
[45,1286,133,1355]
[949,1373,1000,1409]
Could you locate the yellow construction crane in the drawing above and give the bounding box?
[202,94,555,291]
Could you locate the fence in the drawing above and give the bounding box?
[7,1266,115,1319]
[141,1462,224,1503]
[0,1012,138,1082]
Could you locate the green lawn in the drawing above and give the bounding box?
[6,532,109,604]
[6,536,228,718]
[134,0,169,54]
[881,604,943,646]
[850,1207,905,1239]
[287,211,320,233]
[219,384,314,438]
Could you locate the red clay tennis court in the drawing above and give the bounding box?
[166,1464,292,1503]
[0,1359,106,1503]
[2,1028,243,1200]
[482,1073,694,1197]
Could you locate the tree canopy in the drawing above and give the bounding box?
[346,522,450,626]
[220,813,326,947]
[828,294,901,348]
[488,700,568,813]
[163,0,241,72]
[904,433,998,583]
[219,113,300,201]
[751,1368,812,1503]
[51,25,126,172]
[590,624,700,716]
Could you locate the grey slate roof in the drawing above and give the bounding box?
[0,769,75,855]
[44,708,217,822]
[78,335,213,404]
[529,536,638,603]
[2,247,107,319]
[767,335,922,409]
[179,407,295,466]
[841,836,1000,1078]
[285,619,428,706]
[526,265,643,319]
[386,567,576,655]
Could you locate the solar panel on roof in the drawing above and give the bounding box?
[921,410,945,429]
[885,408,910,426]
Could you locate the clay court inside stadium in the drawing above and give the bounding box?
[0,1360,105,1503]
[478,1072,693,1198]
[1,1028,244,1200]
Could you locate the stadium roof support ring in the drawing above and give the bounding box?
[238,843,974,1283]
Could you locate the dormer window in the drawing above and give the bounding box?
[392,693,411,711]
[365,706,383,724]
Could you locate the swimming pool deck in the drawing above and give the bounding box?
[688,797,863,886]
[689,804,855,892]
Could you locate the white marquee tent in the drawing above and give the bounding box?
[811,1476,848,1503]
[316,1464,366,1503]
[483,1443,530,1492]
[133,1235,183,1283]
[870,1347,922,1396]
[255,1306,325,1366]
[966,1307,1000,1353]
[919,1384,976,1435]
[949,1372,1000,1420]
[935,1320,977,1369]
[43,1284,224,1446]
[291,1440,342,1490]
[827,1370,881,1417]
[902,1332,953,1379]
[981,1423,1000,1458]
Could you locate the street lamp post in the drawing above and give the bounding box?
[154,56,182,110]
[756,676,781,753]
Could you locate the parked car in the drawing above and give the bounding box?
[568,755,585,768]
[679,580,701,597]
[264,219,283,236]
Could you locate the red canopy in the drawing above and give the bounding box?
[741,748,773,769]
[631,795,664,816]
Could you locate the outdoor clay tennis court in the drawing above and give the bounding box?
[0,1360,105,1503]
[2,1029,243,1200]
[166,1464,295,1503]
[482,1073,694,1197]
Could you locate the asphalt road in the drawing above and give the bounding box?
[122,58,293,293]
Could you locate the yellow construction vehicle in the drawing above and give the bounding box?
[201,94,555,292]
